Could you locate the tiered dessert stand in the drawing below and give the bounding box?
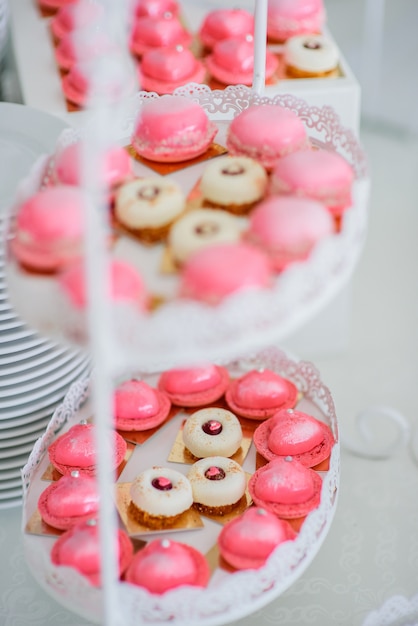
[10,1,369,624]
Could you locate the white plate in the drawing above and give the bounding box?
[0,439,38,461]
[0,341,59,366]
[0,425,49,447]
[0,476,24,490]
[0,347,83,385]
[0,452,30,470]
[0,102,68,216]
[0,336,51,358]
[0,353,89,397]
[0,408,55,434]
[0,496,22,510]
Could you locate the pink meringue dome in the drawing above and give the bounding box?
[246,195,334,272]
[139,46,206,95]
[53,141,132,189]
[133,0,179,18]
[158,364,229,406]
[51,520,133,586]
[218,506,295,570]
[124,539,210,593]
[253,457,315,504]
[129,13,192,57]
[38,471,99,529]
[206,35,278,86]
[55,27,117,72]
[179,242,272,305]
[10,185,86,273]
[113,379,171,431]
[267,0,326,42]
[51,1,105,41]
[131,95,217,163]
[199,9,255,50]
[59,259,148,311]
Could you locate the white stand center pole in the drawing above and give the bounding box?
[252,0,268,94]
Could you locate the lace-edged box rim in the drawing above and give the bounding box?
[6,85,369,374]
[21,347,340,626]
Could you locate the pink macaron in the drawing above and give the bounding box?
[158,364,230,407]
[270,147,355,222]
[179,242,273,305]
[267,0,326,42]
[50,1,106,42]
[225,369,298,420]
[54,27,118,72]
[51,519,133,586]
[10,185,86,274]
[253,408,334,467]
[48,421,127,477]
[206,35,278,87]
[113,379,171,431]
[129,13,192,57]
[38,0,77,17]
[131,95,217,163]
[53,141,132,192]
[38,470,99,530]
[138,46,207,95]
[198,8,255,50]
[59,259,149,312]
[132,0,179,18]
[248,456,322,519]
[218,506,296,570]
[226,104,309,171]
[245,195,334,272]
[124,539,210,593]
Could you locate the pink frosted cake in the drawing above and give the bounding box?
[50,1,106,42]
[218,506,296,570]
[253,408,334,467]
[179,242,272,305]
[138,46,207,95]
[206,35,278,87]
[284,33,340,78]
[131,95,217,163]
[48,421,127,476]
[157,364,229,407]
[10,185,86,274]
[199,9,255,50]
[245,195,334,272]
[226,104,309,170]
[187,456,247,515]
[270,147,355,224]
[267,0,326,42]
[124,539,210,593]
[113,379,171,431]
[52,141,132,192]
[38,470,99,530]
[129,13,192,57]
[248,457,322,520]
[225,369,298,420]
[51,519,133,586]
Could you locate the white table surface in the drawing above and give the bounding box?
[2,0,418,622]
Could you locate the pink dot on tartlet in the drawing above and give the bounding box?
[248,456,322,519]
[38,471,99,530]
[225,369,298,420]
[253,408,334,467]
[10,185,86,274]
[267,0,326,42]
[245,195,334,272]
[199,8,255,50]
[218,506,296,570]
[206,35,278,87]
[131,95,217,163]
[270,147,354,219]
[51,519,133,586]
[129,13,192,57]
[157,364,230,407]
[48,422,127,476]
[124,539,210,593]
[138,46,207,95]
[226,104,309,171]
[113,379,171,432]
[59,259,149,312]
[179,242,273,305]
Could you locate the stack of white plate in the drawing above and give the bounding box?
[0,102,90,509]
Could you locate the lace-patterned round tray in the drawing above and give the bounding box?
[22,347,340,626]
[6,85,369,374]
